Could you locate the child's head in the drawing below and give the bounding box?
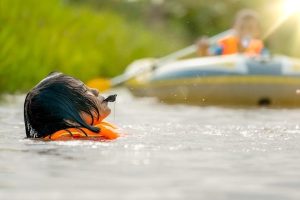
[24,72,111,138]
[233,9,261,39]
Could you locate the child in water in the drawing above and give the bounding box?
[24,72,119,141]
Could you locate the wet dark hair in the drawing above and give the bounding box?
[24,72,100,138]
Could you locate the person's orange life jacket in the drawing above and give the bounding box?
[43,121,120,141]
[218,35,263,56]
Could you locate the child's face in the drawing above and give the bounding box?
[84,85,111,123]
[235,18,261,39]
[66,76,111,124]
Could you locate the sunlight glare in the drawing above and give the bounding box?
[283,0,300,16]
[264,0,300,39]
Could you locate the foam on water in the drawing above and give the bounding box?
[0,89,300,200]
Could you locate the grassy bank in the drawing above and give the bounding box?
[0,0,184,93]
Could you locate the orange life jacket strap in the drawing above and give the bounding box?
[218,35,264,55]
[43,121,120,141]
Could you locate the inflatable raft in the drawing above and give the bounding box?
[125,54,300,107]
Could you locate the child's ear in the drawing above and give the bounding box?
[64,119,79,126]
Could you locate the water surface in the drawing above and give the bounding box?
[0,89,300,200]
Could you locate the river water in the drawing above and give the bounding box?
[0,89,300,200]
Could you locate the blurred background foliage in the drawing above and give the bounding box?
[0,0,299,93]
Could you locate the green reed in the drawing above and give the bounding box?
[0,0,183,93]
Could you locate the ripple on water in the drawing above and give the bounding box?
[0,91,300,200]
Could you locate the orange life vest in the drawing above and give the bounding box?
[218,35,263,56]
[43,121,120,141]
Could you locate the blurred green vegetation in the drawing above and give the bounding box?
[0,0,184,92]
[0,0,300,93]
[73,0,300,56]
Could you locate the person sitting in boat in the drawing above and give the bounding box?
[197,9,264,56]
[24,72,120,141]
